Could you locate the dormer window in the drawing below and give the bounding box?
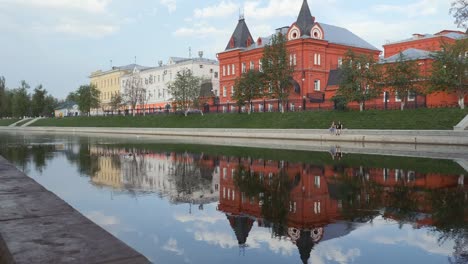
[246,37,252,47]
[311,25,323,39]
[257,38,262,46]
[288,26,300,40]
[229,37,235,48]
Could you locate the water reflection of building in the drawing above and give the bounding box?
[216,156,467,263]
[89,146,220,206]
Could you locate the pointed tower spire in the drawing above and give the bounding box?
[296,0,315,37]
[225,16,254,51]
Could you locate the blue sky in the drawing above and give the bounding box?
[0,0,459,99]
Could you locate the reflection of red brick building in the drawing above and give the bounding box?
[217,0,380,110]
[381,30,467,108]
[216,154,466,263]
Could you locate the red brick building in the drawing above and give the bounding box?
[217,0,380,112]
[381,30,467,108]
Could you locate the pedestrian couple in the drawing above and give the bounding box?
[329,121,343,135]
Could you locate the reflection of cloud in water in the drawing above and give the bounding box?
[85,211,120,226]
[175,213,226,224]
[372,231,454,255]
[311,246,360,264]
[194,231,238,249]
[163,238,184,256]
[354,216,454,256]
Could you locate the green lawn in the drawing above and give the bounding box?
[0,119,19,126]
[31,108,468,130]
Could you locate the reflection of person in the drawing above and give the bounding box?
[329,145,336,160]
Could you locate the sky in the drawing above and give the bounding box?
[0,0,460,99]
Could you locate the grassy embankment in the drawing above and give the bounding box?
[31,108,468,130]
[0,119,19,126]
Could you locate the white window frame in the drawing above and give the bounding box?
[232,64,235,75]
[314,80,321,91]
[227,64,231,75]
[408,91,416,101]
[395,92,402,102]
[338,57,343,67]
[242,63,246,73]
[223,86,227,97]
[223,65,226,76]
[231,86,234,95]
[259,60,263,72]
[250,61,254,70]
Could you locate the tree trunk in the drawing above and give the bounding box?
[459,96,465,109]
[359,102,364,112]
[400,101,405,111]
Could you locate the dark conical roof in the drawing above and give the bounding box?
[227,215,254,245]
[296,0,315,37]
[225,18,254,51]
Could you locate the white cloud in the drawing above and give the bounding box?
[163,238,184,255]
[174,24,228,38]
[243,0,303,20]
[160,0,176,13]
[54,19,119,37]
[0,0,112,13]
[85,211,120,226]
[373,0,448,18]
[194,1,238,19]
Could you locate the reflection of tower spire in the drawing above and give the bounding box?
[296,230,315,264]
[226,214,254,246]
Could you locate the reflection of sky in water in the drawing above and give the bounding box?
[0,134,465,264]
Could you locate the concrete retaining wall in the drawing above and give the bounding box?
[1,126,467,146]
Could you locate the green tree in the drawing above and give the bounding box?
[11,81,31,118]
[43,95,58,117]
[430,39,468,109]
[337,50,383,112]
[385,53,421,110]
[76,84,101,115]
[167,68,202,116]
[233,70,264,114]
[66,91,78,103]
[109,93,123,115]
[261,32,294,113]
[0,76,7,117]
[450,0,468,30]
[31,85,47,116]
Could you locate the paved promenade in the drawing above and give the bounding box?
[0,156,150,264]
[1,126,467,146]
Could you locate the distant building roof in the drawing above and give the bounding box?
[381,48,433,63]
[318,23,380,51]
[385,30,466,46]
[55,101,77,110]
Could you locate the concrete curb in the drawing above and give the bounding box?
[454,114,468,131]
[0,155,150,264]
[1,126,468,146]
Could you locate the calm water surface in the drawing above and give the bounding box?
[0,133,466,264]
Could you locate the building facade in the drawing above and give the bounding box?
[90,64,150,114]
[120,55,219,112]
[217,0,380,111]
[381,30,467,108]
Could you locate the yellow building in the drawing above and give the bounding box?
[89,64,149,113]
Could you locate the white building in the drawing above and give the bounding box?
[120,53,219,112]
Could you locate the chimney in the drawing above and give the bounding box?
[198,51,203,59]
[412,33,424,39]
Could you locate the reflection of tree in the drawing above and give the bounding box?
[430,188,468,264]
[385,184,419,228]
[170,152,214,202]
[331,170,382,223]
[233,164,298,237]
